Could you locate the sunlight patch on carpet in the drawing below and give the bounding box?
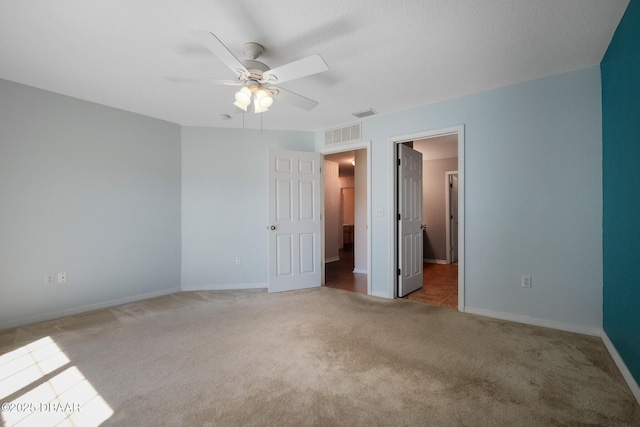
[0,336,113,426]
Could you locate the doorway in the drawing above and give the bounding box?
[390,126,465,310]
[320,143,371,295]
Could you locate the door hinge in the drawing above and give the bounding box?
[450,183,453,188]
[320,166,322,173]
[398,158,401,166]
[397,213,401,221]
[397,268,401,276]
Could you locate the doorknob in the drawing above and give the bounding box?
[420,224,426,230]
[269,225,277,230]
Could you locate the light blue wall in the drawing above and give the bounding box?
[181,127,315,288]
[317,66,603,330]
[602,0,640,384]
[0,79,182,328]
[0,66,604,333]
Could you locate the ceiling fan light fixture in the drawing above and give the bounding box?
[170,32,329,117]
[234,86,252,106]
[254,101,268,114]
[233,100,248,112]
[261,97,273,109]
[255,89,274,110]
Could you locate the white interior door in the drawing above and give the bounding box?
[398,144,423,297]
[268,148,322,293]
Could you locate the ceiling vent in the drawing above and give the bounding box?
[351,108,377,119]
[324,123,361,145]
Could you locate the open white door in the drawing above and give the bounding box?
[398,144,423,297]
[268,148,322,293]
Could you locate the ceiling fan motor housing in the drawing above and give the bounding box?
[242,42,265,60]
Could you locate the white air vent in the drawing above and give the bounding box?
[352,108,377,119]
[324,123,361,145]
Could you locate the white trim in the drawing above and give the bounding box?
[181,282,268,291]
[352,268,367,274]
[424,259,448,265]
[319,140,368,153]
[324,256,340,263]
[0,287,181,330]
[464,306,602,336]
[371,290,393,299]
[389,125,465,311]
[601,331,640,404]
[319,140,372,296]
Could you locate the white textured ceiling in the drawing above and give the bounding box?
[0,0,628,131]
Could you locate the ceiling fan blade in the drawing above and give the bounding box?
[272,86,319,111]
[191,30,248,76]
[165,76,242,86]
[263,54,328,84]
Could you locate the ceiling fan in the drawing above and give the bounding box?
[167,31,329,113]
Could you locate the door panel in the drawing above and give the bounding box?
[276,234,293,276]
[276,180,292,221]
[299,233,315,274]
[269,149,322,293]
[398,144,423,297]
[299,181,314,220]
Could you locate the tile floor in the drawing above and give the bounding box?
[325,248,458,309]
[404,262,458,309]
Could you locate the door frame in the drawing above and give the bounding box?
[318,141,372,295]
[388,125,465,310]
[445,171,458,264]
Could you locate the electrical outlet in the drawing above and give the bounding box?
[57,272,67,284]
[522,275,532,288]
[375,208,384,217]
[45,274,55,285]
[235,257,242,265]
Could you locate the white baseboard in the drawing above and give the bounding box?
[325,256,340,263]
[424,259,448,264]
[463,306,602,337]
[601,331,640,405]
[0,286,182,330]
[352,268,367,274]
[181,282,268,292]
[371,290,392,299]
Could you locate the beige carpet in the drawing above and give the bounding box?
[1,287,638,426]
